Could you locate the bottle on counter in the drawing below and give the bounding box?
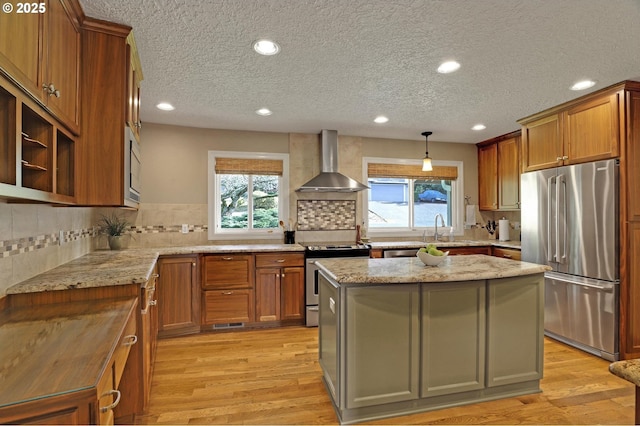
[449,227,455,242]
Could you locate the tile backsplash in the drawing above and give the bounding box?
[296,200,356,230]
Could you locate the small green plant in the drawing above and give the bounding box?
[98,213,130,236]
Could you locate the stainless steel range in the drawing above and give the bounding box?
[305,243,371,326]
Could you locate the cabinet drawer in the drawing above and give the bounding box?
[447,247,491,256]
[202,254,254,290]
[202,289,254,325]
[255,253,304,268]
[492,247,521,260]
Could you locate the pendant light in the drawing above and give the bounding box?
[421,131,433,171]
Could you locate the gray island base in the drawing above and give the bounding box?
[316,255,550,424]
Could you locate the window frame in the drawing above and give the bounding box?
[362,157,464,238]
[208,151,289,240]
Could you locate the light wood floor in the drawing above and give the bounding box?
[136,327,635,425]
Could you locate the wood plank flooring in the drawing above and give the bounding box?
[136,327,635,425]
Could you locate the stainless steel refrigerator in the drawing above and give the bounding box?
[520,158,619,361]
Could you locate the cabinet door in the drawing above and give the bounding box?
[345,285,420,409]
[202,289,254,325]
[44,0,80,131]
[478,143,498,210]
[521,113,563,172]
[421,281,485,397]
[564,92,620,164]
[255,268,280,321]
[0,8,42,97]
[125,43,142,142]
[157,256,200,337]
[202,254,254,290]
[280,266,305,320]
[487,274,544,387]
[497,136,520,209]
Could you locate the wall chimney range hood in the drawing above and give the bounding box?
[296,130,369,192]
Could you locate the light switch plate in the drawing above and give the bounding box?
[181,224,189,234]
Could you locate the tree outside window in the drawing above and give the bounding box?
[219,174,279,229]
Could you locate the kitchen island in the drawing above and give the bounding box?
[316,255,550,424]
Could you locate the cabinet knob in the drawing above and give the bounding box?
[149,300,157,306]
[275,259,286,263]
[42,83,60,98]
[562,155,569,160]
[222,257,233,261]
[222,291,233,295]
[192,262,196,266]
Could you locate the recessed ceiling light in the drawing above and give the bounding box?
[374,116,389,124]
[472,124,486,131]
[253,39,280,56]
[570,80,596,91]
[256,108,273,116]
[156,102,175,111]
[437,61,461,74]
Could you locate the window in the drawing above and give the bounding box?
[208,152,289,240]
[364,158,464,236]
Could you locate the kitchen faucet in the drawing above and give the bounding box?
[434,214,445,241]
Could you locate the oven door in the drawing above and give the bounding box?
[305,259,321,326]
[306,256,369,327]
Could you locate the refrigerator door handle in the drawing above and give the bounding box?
[546,271,618,292]
[557,174,567,264]
[547,175,556,262]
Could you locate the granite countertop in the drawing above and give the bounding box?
[316,254,549,285]
[369,240,522,250]
[609,359,640,386]
[156,243,305,255]
[6,244,304,295]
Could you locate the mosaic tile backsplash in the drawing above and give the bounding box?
[297,200,356,231]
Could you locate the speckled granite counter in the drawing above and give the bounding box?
[609,359,640,423]
[6,244,304,295]
[316,254,547,285]
[369,240,521,250]
[610,359,640,386]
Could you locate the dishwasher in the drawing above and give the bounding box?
[383,249,419,258]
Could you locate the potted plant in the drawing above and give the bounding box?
[98,213,131,250]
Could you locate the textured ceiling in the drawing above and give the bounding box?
[79,0,640,143]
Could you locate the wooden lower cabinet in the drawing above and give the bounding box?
[0,298,138,425]
[255,253,305,324]
[157,255,200,337]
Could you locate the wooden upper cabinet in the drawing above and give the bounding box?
[44,0,80,133]
[497,136,520,209]
[521,113,563,172]
[0,0,80,134]
[0,9,42,96]
[125,35,143,142]
[478,143,498,210]
[564,92,620,164]
[520,85,624,173]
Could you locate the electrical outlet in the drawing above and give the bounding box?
[181,224,189,234]
[59,230,64,245]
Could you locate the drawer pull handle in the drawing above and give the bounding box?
[149,300,157,306]
[503,254,512,258]
[223,291,233,295]
[222,257,233,260]
[275,259,286,263]
[151,273,159,278]
[100,390,121,413]
[124,335,138,346]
